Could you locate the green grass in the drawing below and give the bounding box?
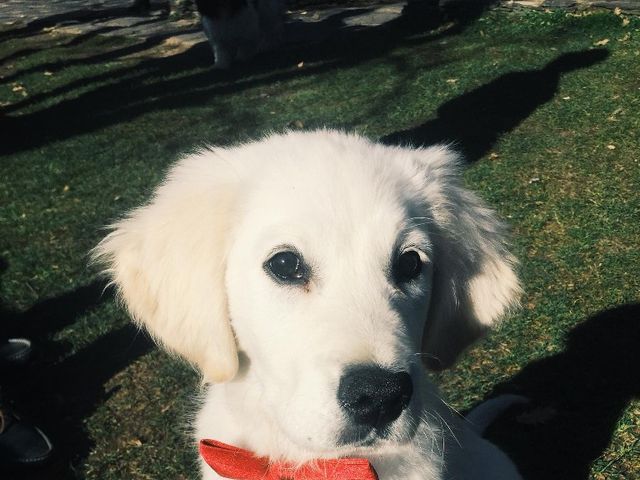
[1,5,639,479]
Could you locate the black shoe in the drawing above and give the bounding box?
[0,407,53,468]
[0,338,32,368]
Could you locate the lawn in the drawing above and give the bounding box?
[1,3,639,479]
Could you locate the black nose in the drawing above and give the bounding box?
[337,364,413,429]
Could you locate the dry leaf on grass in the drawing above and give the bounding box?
[127,438,143,447]
[11,83,28,97]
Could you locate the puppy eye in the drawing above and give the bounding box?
[394,250,422,283]
[266,251,308,284]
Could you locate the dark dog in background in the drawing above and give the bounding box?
[196,0,284,68]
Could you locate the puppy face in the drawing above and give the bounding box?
[94,130,520,459]
[224,143,435,453]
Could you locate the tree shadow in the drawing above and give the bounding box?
[0,259,154,479]
[0,17,185,80]
[1,0,496,155]
[0,4,169,43]
[381,49,610,163]
[0,26,201,106]
[1,25,120,66]
[485,303,640,479]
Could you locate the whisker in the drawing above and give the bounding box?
[413,352,441,361]
[420,411,446,459]
[433,410,461,448]
[427,390,477,430]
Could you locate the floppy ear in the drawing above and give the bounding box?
[415,146,522,369]
[93,151,240,382]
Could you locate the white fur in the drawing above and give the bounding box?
[94,130,523,479]
[200,0,284,69]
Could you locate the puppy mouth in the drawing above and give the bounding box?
[337,425,389,447]
[336,413,418,448]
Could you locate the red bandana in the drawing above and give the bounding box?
[199,440,379,480]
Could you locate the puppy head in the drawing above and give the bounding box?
[94,130,520,458]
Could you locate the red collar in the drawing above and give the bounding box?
[199,439,379,480]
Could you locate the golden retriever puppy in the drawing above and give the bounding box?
[95,130,522,480]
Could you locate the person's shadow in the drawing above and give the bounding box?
[1,0,494,156]
[382,49,610,163]
[483,303,640,479]
[0,258,155,479]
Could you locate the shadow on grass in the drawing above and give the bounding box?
[0,259,154,479]
[0,4,169,43]
[0,26,201,104]
[0,1,498,155]
[486,303,640,480]
[382,48,610,163]
[0,19,191,86]
[1,25,120,67]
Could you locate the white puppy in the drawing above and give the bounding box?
[95,130,523,480]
